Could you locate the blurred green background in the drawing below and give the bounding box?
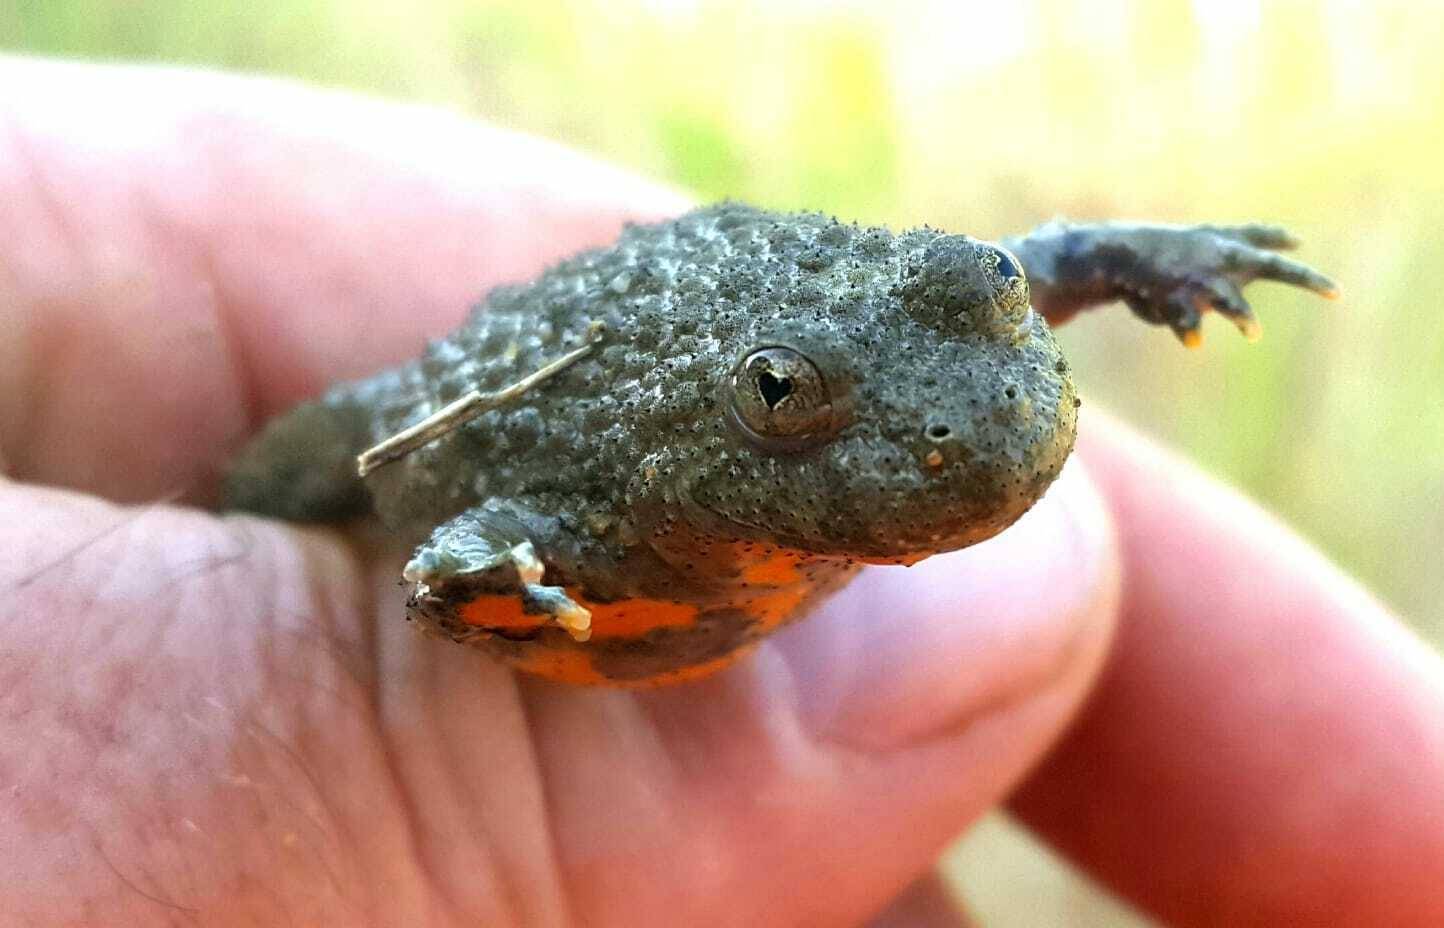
[5,0,1441,923]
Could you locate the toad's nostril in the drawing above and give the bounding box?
[926,423,953,441]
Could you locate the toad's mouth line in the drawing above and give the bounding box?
[683,508,1025,564]
[669,454,1037,561]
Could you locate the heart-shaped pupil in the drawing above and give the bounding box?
[758,371,793,409]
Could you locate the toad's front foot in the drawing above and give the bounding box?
[1004,221,1339,346]
[405,525,593,643]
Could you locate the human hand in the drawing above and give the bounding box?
[4,58,1441,926]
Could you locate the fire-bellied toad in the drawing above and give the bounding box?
[224,204,1336,685]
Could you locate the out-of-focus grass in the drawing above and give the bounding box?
[5,1,1441,923]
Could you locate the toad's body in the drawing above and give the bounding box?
[225,203,1335,684]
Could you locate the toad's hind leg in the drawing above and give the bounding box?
[223,394,376,522]
[1001,220,1338,345]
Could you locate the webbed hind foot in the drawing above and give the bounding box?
[1003,220,1338,345]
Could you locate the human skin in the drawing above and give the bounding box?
[1,57,1441,926]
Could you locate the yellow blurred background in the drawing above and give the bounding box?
[5,0,1441,923]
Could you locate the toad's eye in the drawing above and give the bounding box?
[729,347,835,449]
[977,243,1029,315]
[901,235,1030,331]
[987,246,1020,282]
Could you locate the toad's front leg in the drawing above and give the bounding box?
[403,500,600,645]
[1001,221,1338,346]
[400,499,779,686]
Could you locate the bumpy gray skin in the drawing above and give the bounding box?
[230,204,1072,562]
[224,204,1334,683]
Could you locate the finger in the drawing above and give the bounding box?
[3,462,1113,926]
[1197,222,1299,251]
[1220,241,1340,297]
[0,56,687,502]
[0,481,429,923]
[1010,410,1444,926]
[397,457,1120,925]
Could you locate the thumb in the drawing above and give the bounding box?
[776,454,1119,755]
[765,454,1119,922]
[569,455,1120,926]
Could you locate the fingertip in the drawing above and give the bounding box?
[774,453,1120,753]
